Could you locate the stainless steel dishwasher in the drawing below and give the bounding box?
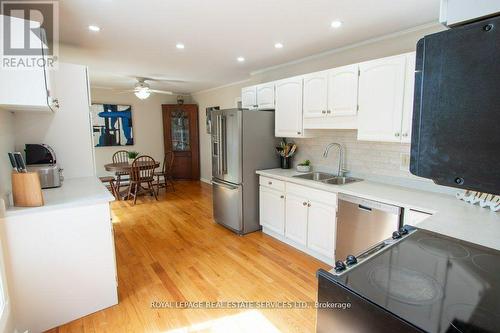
[336,194,402,261]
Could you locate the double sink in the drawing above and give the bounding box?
[293,172,362,185]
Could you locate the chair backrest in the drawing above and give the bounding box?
[113,150,129,164]
[162,151,175,174]
[130,155,156,181]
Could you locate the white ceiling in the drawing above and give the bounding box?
[58,0,440,93]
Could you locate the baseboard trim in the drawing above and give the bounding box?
[200,178,212,185]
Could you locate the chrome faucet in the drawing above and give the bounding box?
[323,143,345,177]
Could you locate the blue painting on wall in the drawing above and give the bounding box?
[91,104,134,147]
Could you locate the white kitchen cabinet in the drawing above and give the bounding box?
[284,193,309,246]
[1,178,117,333]
[328,64,359,117]
[357,54,407,142]
[401,53,416,143]
[241,86,257,110]
[275,76,309,138]
[303,71,328,119]
[259,186,285,235]
[256,82,275,109]
[259,178,337,264]
[0,16,57,112]
[440,0,500,26]
[307,200,336,258]
[303,65,358,129]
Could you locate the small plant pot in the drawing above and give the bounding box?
[296,165,311,173]
[280,156,292,169]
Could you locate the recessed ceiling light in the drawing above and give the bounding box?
[88,25,101,32]
[331,20,342,28]
[237,57,245,62]
[176,43,185,49]
[274,43,284,49]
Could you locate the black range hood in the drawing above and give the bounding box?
[410,15,500,195]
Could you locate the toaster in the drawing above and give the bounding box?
[25,144,63,189]
[26,164,63,189]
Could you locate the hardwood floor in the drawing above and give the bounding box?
[47,181,330,333]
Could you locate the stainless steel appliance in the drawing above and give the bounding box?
[336,194,401,261]
[317,226,500,332]
[25,144,63,188]
[211,108,278,234]
[411,15,500,194]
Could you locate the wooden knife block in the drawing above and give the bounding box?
[12,172,44,207]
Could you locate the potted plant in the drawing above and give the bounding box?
[128,151,139,164]
[296,159,311,173]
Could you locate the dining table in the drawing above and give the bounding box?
[104,161,160,200]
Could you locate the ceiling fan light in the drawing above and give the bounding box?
[135,88,151,100]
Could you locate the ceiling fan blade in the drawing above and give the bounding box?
[150,89,173,95]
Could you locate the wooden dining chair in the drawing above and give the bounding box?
[99,176,117,199]
[127,155,158,205]
[112,150,129,192]
[154,151,175,194]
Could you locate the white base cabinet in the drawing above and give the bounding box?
[2,201,118,333]
[259,177,337,265]
[259,186,285,235]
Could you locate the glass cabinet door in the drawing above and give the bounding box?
[170,109,190,151]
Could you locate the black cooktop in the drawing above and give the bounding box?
[332,229,500,333]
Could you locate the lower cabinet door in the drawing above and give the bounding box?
[259,186,285,235]
[284,193,309,246]
[307,200,336,259]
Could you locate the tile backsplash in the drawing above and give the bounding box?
[290,130,455,195]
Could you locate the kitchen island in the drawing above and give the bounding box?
[1,177,118,333]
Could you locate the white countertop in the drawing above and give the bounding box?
[3,177,115,217]
[257,168,500,251]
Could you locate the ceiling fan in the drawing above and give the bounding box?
[125,77,175,100]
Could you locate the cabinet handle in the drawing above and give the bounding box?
[297,131,301,135]
[303,202,307,206]
[268,181,272,185]
[308,203,311,207]
[402,133,408,137]
[395,133,400,137]
[321,110,326,114]
[327,110,331,114]
[280,195,284,199]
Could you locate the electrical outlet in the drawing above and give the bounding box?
[400,153,410,170]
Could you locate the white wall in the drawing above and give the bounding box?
[0,110,15,333]
[90,88,188,176]
[13,63,95,180]
[191,24,445,187]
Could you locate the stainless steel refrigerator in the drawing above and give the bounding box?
[211,108,278,234]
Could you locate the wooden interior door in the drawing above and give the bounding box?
[162,104,200,180]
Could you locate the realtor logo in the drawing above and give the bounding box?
[1,0,59,69]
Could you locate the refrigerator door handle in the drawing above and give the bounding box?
[216,114,222,175]
[220,115,227,174]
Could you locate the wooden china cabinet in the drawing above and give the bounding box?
[162,104,200,180]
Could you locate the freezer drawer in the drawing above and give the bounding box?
[212,179,243,233]
[336,194,401,261]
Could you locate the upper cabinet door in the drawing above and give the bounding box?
[303,71,328,119]
[328,64,359,117]
[241,86,257,110]
[275,77,304,137]
[256,83,275,110]
[357,55,406,142]
[401,52,416,143]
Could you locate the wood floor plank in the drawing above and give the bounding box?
[45,181,330,333]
